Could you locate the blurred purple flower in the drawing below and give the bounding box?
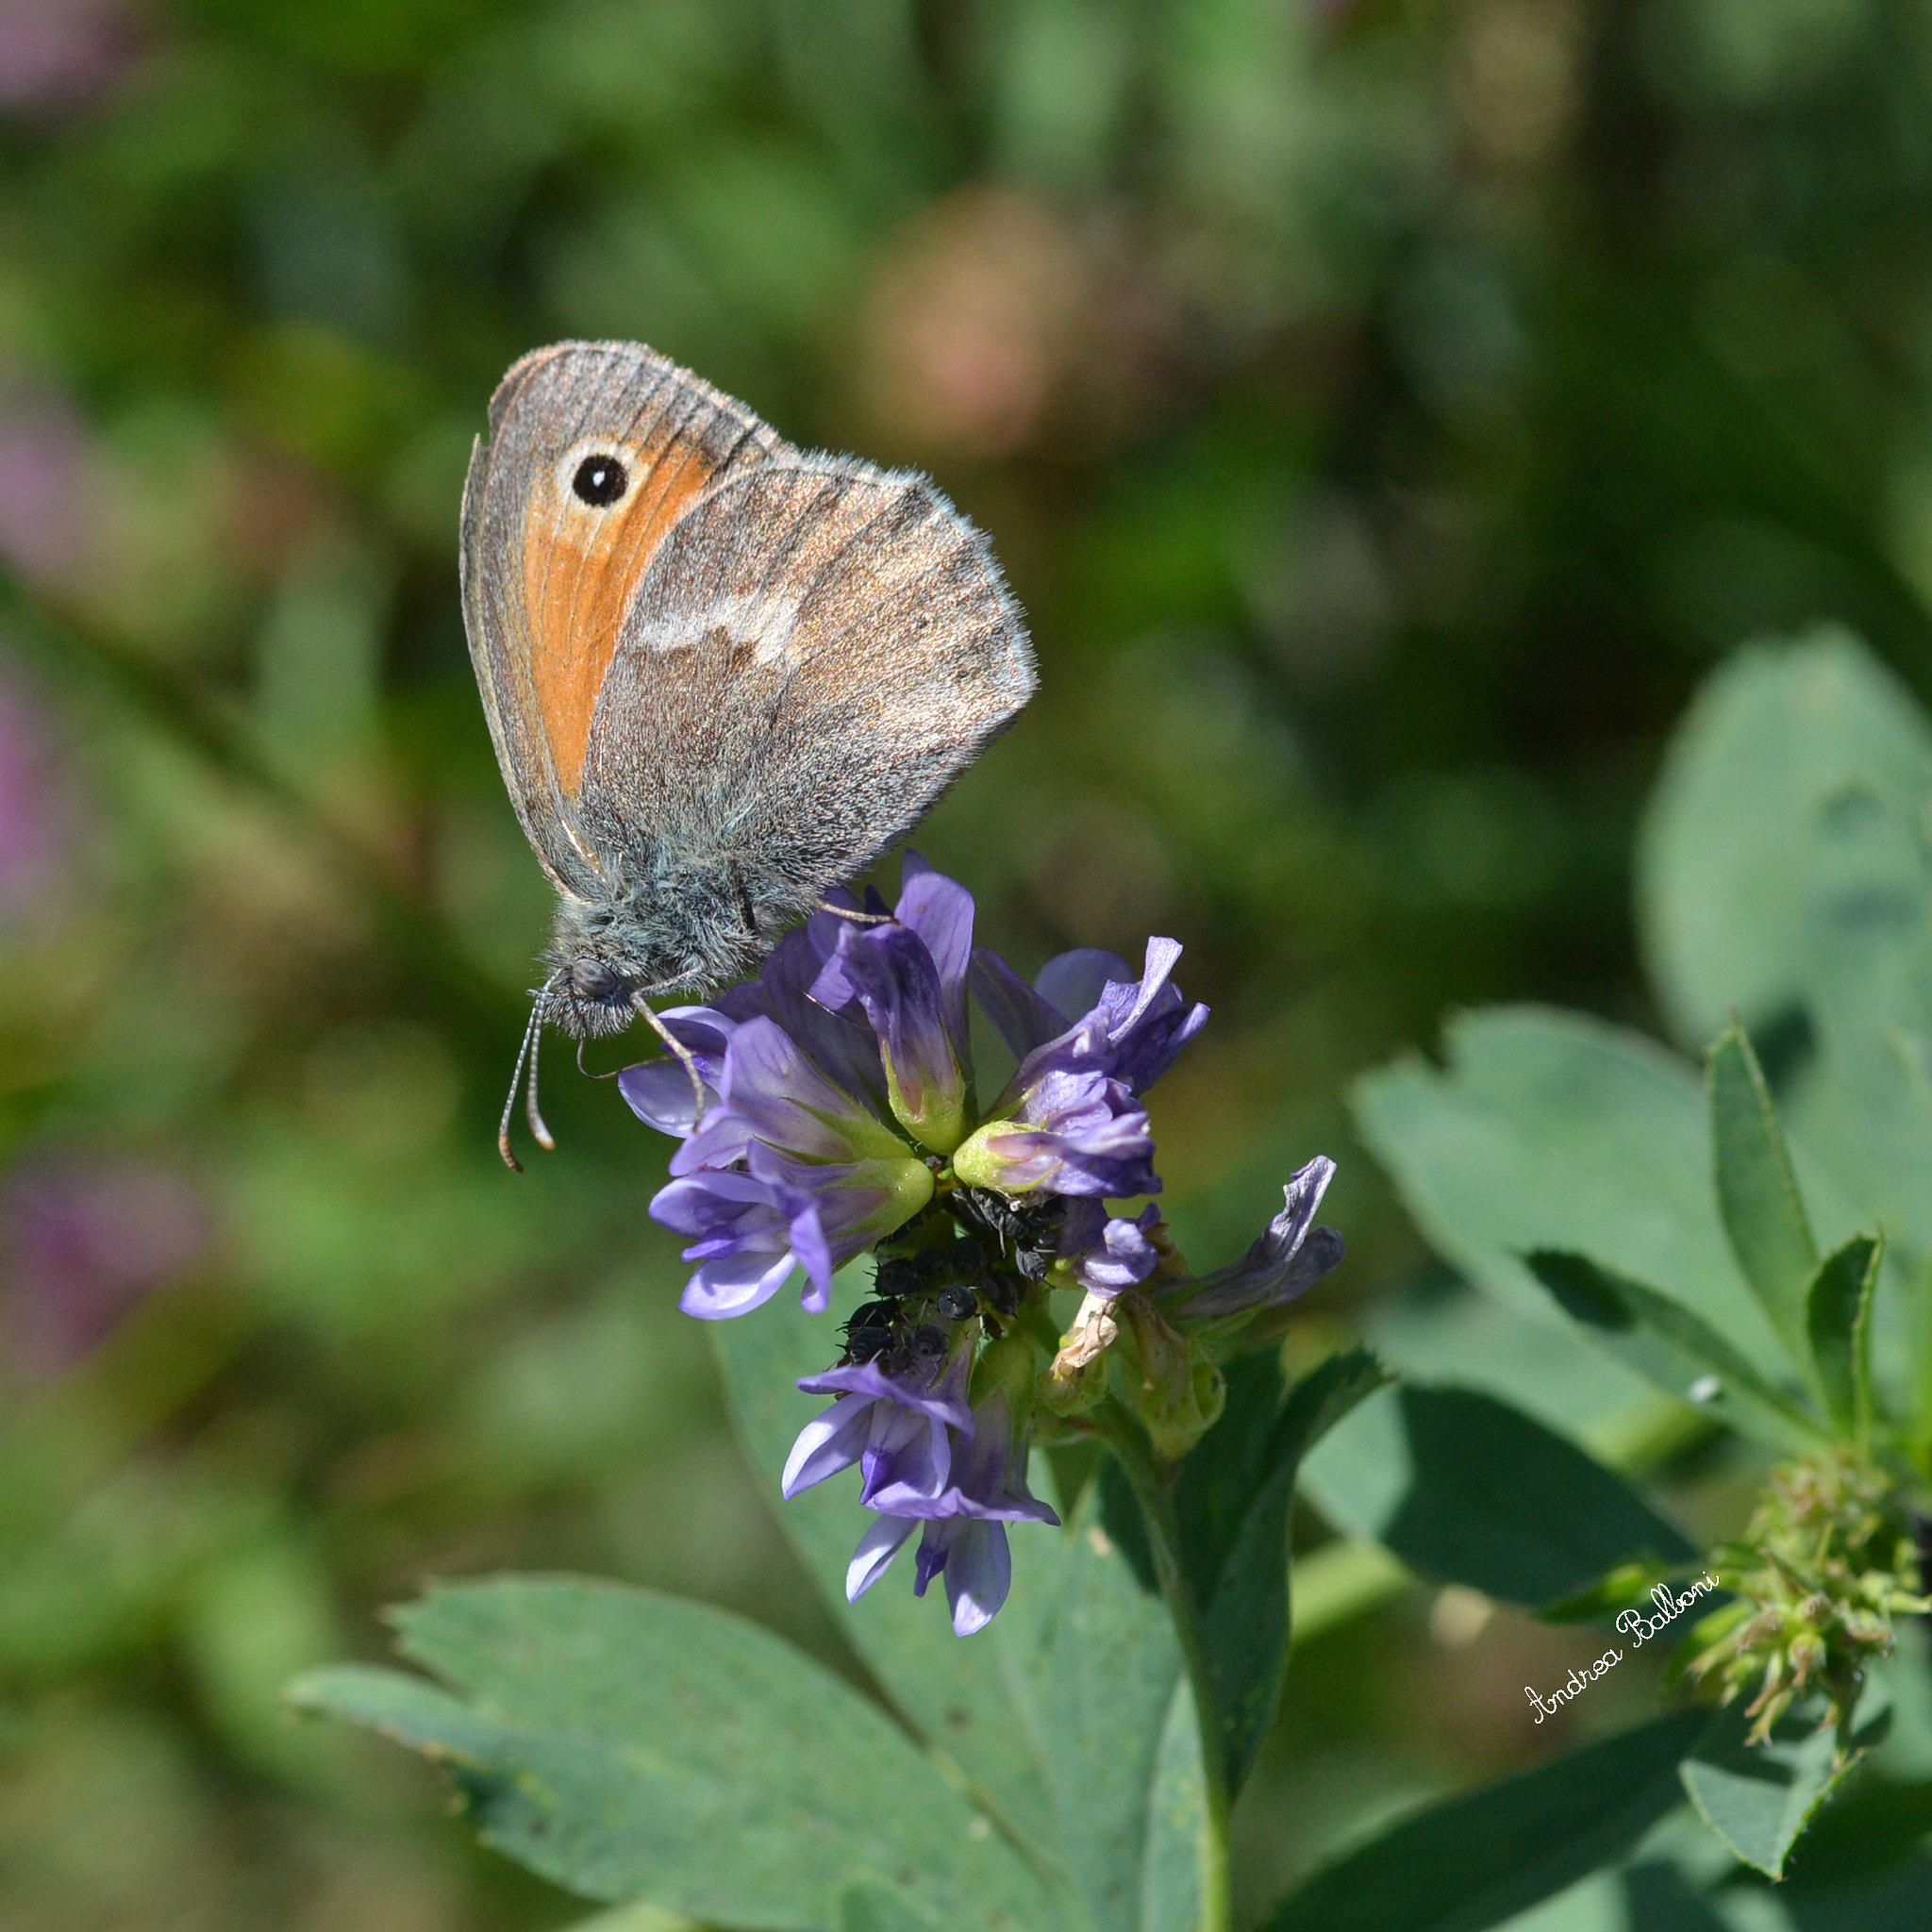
[1166,1157,1345,1320]
[0,392,89,587]
[0,0,138,114]
[1,1158,207,1376]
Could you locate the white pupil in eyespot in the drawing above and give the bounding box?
[572,455,628,507]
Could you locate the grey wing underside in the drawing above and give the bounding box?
[574,457,1036,905]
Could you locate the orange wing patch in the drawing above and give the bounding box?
[523,430,717,796]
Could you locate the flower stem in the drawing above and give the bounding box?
[1095,1401,1234,1932]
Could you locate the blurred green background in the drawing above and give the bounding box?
[2,0,1930,1925]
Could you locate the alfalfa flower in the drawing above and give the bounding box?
[625,856,1343,1633]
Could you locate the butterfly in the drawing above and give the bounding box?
[459,340,1036,1165]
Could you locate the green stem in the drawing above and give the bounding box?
[1096,1402,1234,1932]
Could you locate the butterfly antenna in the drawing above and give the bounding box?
[525,1014,557,1153]
[498,1002,543,1172]
[633,993,708,1124]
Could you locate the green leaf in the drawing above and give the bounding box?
[711,1272,1189,1932]
[1536,1559,1695,1626]
[1633,628,1932,1262]
[1524,1250,1826,1450]
[1617,1862,1726,1931]
[1138,1679,1211,1932]
[1257,1708,1714,1932]
[1177,1348,1389,1793]
[1348,1280,1678,1473]
[1301,1382,1697,1611]
[1806,1234,1881,1442]
[838,1882,944,1932]
[1708,1022,1819,1367]
[1791,780,1932,1259]
[1637,627,1932,1051]
[1036,1480,1188,1932]
[708,1273,1058,1838]
[1680,1692,1891,1880]
[565,1905,700,1932]
[288,1579,1058,1931]
[1352,1008,1795,1385]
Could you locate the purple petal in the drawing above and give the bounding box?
[894,854,974,1055]
[846,1513,917,1600]
[677,1247,798,1320]
[812,923,961,1145]
[1078,1207,1162,1297]
[1035,948,1132,1024]
[648,1166,774,1237]
[778,1188,834,1311]
[860,1407,952,1511]
[782,1391,875,1497]
[942,1521,1011,1636]
[970,949,1070,1058]
[1095,938,1182,1034]
[667,1105,758,1175]
[754,927,889,1107]
[912,1519,950,1597]
[797,1356,975,1432]
[718,1016,893,1162]
[619,1060,714,1136]
[1173,1158,1345,1318]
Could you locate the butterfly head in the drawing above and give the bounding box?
[538,872,780,1038]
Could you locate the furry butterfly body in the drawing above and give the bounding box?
[459,341,1035,1092]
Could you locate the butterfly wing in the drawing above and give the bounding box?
[573,455,1035,907]
[458,340,783,894]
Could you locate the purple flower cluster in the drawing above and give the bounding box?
[624,858,1343,1634]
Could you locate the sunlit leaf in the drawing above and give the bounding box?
[1524,1250,1826,1450]
[1707,1022,1817,1370]
[1806,1234,1881,1442]
[288,1579,1058,1931]
[1304,1382,1697,1611]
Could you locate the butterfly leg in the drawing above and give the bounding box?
[633,993,708,1123]
[814,899,892,924]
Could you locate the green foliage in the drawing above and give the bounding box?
[1257,1710,1717,1932]
[1353,1007,1804,1378]
[1353,626,1932,1902]
[1524,1249,1825,1451]
[1305,1382,1698,1611]
[1708,1023,1821,1369]
[1807,1236,1881,1444]
[298,1268,1396,1930]
[1639,631,1932,1053]
[289,1579,1056,1930]
[711,1266,1200,1932]
[1173,1348,1390,1794]
[1678,1696,1890,1881]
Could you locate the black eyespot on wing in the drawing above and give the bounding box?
[572,454,628,507]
